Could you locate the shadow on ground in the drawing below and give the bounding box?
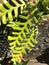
[36,48,49,65]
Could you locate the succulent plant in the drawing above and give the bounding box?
[0,0,49,65]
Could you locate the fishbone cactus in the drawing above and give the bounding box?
[0,0,38,63]
[0,0,49,65]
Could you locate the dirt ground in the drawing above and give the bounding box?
[28,61,47,65]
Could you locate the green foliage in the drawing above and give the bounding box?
[0,0,49,64]
[13,60,28,65]
[0,0,26,24]
[6,2,38,63]
[0,0,38,63]
[40,0,49,7]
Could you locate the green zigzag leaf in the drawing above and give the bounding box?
[0,0,39,63]
[0,0,26,24]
